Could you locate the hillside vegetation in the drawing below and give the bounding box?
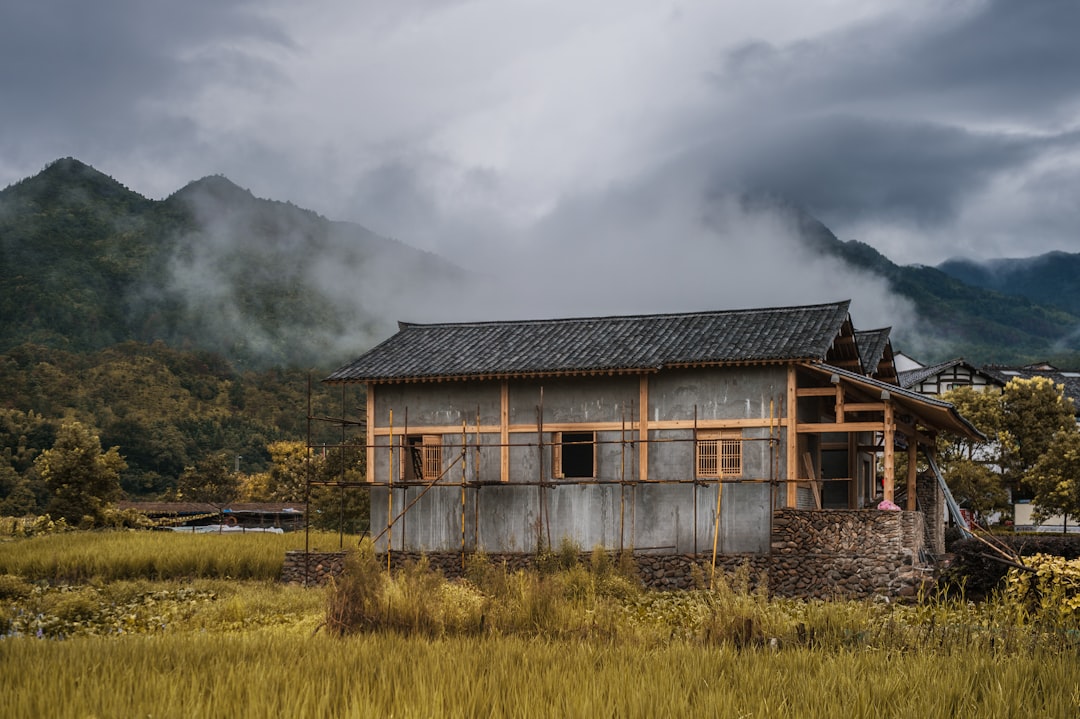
[4,157,1080,513]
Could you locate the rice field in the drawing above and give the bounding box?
[2,632,1078,718]
[0,529,348,582]
[1,531,1078,718]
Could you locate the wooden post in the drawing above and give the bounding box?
[907,440,918,511]
[786,365,799,507]
[500,380,510,482]
[366,383,375,484]
[883,401,895,502]
[638,375,649,482]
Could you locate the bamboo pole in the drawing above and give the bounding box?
[461,420,467,570]
[387,409,393,571]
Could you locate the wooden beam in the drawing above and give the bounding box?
[803,452,821,509]
[369,416,792,437]
[639,375,649,482]
[843,402,886,413]
[500,380,509,483]
[797,421,886,433]
[797,387,838,397]
[835,384,845,423]
[787,365,799,507]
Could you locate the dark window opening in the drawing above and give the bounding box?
[559,432,595,478]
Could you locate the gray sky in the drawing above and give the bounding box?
[3,0,1079,332]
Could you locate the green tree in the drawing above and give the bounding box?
[937,386,1009,519]
[35,421,126,525]
[1026,430,1080,524]
[265,441,316,502]
[1000,377,1076,493]
[0,462,37,516]
[176,452,239,504]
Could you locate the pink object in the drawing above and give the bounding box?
[877,499,901,511]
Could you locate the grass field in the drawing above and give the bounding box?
[1,531,1078,718]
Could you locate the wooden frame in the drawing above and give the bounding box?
[401,434,443,481]
[552,430,597,479]
[696,429,743,478]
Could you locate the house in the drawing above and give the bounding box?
[325,300,982,596]
[981,362,1080,419]
[118,501,305,532]
[897,357,1005,395]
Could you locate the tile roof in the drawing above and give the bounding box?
[897,358,968,389]
[326,300,852,383]
[855,328,891,375]
[982,365,1080,413]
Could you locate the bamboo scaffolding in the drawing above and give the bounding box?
[305,380,929,575]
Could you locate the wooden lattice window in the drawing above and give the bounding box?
[696,430,742,478]
[402,435,443,481]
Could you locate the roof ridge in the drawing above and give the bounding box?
[396,299,852,329]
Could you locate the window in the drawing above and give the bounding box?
[696,430,742,478]
[402,435,442,481]
[553,431,596,478]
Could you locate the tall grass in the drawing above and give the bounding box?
[1,632,1078,718]
[0,530,349,582]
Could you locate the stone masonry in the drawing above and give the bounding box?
[285,508,935,598]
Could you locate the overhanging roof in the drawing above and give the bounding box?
[803,363,985,441]
[326,300,852,383]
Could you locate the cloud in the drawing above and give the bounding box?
[4,0,1080,300]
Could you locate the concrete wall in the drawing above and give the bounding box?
[371,481,773,554]
[369,367,788,554]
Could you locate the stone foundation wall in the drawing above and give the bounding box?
[282,550,347,585]
[285,509,934,598]
[917,473,946,555]
[769,509,930,598]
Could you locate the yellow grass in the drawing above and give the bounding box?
[1,632,1078,718]
[0,530,350,582]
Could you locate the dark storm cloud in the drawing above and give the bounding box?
[0,0,287,169]
[728,117,1053,226]
[676,0,1080,261]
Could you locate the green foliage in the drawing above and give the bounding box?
[937,386,1010,518]
[943,535,1080,600]
[1001,376,1076,491]
[175,452,239,503]
[35,421,125,525]
[1025,430,1080,523]
[0,341,365,505]
[935,379,1080,522]
[1003,553,1080,627]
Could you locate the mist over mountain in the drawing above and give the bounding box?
[3,157,1080,370]
[937,253,1080,317]
[0,158,466,368]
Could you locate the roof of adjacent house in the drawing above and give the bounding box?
[896,358,1004,390]
[982,364,1080,413]
[325,300,853,383]
[118,502,306,515]
[855,328,890,375]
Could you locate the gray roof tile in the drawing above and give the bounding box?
[326,300,851,383]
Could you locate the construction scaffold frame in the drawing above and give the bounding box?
[301,381,920,582]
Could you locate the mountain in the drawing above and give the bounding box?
[0,158,466,368]
[4,158,1080,370]
[937,252,1080,317]
[774,198,1080,364]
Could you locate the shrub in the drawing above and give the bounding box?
[1002,553,1080,627]
[945,535,1080,600]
